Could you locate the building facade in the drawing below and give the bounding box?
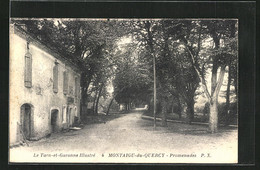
[9,24,81,146]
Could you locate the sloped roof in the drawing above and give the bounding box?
[11,24,82,74]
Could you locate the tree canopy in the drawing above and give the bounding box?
[12,18,238,133]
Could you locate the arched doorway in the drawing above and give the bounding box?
[20,104,33,140]
[51,109,59,132]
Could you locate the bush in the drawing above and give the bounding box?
[197,102,237,125]
[203,102,210,116]
[218,102,237,125]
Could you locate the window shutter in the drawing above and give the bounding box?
[75,77,78,98]
[53,63,58,93]
[24,52,32,88]
[63,71,68,95]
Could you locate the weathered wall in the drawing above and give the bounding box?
[9,26,81,145]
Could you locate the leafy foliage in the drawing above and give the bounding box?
[11,19,238,130]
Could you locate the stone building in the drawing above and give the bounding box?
[9,24,81,146]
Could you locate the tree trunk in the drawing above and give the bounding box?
[148,103,152,111]
[208,65,226,133]
[128,102,131,110]
[209,97,218,133]
[145,21,157,130]
[95,83,104,115]
[80,91,86,116]
[209,59,218,132]
[208,31,221,133]
[233,67,238,99]
[225,64,232,125]
[80,86,89,120]
[80,71,92,117]
[234,77,238,98]
[106,97,114,115]
[177,97,182,119]
[125,103,128,111]
[161,99,167,127]
[93,89,98,115]
[211,62,218,96]
[186,100,195,124]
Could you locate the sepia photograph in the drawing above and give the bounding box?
[9,18,238,163]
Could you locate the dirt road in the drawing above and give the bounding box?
[10,110,237,163]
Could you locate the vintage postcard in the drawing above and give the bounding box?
[9,18,238,163]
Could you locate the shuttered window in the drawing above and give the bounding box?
[63,71,68,95]
[53,62,59,93]
[24,52,32,88]
[75,77,78,98]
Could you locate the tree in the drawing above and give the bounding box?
[124,19,200,126]
[127,20,159,128]
[14,19,237,132]
[156,20,200,124]
[178,20,238,132]
[113,43,152,111]
[222,21,238,125]
[129,20,172,127]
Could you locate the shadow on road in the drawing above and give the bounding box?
[82,113,124,125]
